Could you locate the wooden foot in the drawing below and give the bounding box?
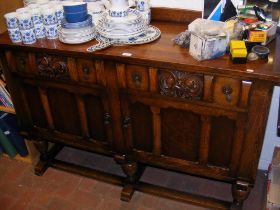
[115,155,145,201]
[34,160,49,176]
[33,142,64,176]
[230,181,251,210]
[121,184,135,201]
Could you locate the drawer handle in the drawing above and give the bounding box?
[123,116,131,128]
[132,73,141,88]
[82,66,90,75]
[222,85,233,102]
[104,113,112,125]
[19,58,26,66]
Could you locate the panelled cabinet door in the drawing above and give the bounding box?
[119,65,250,180]
[11,51,114,152]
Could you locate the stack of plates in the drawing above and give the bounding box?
[96,8,147,41]
[23,0,37,6]
[58,14,95,44]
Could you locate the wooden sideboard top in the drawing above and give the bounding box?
[0,18,280,83]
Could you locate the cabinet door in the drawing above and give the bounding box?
[21,81,114,153]
[119,67,249,181]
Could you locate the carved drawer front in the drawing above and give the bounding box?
[158,69,203,100]
[77,58,97,83]
[213,77,240,106]
[126,64,149,91]
[36,54,71,80]
[15,52,30,73]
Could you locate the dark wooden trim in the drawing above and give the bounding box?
[151,7,202,24]
[50,159,231,210]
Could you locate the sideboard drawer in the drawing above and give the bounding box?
[213,77,240,106]
[76,58,97,83]
[15,52,29,73]
[126,64,149,91]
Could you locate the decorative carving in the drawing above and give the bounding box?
[158,70,203,100]
[37,54,69,79]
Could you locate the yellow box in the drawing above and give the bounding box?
[230,40,246,50]
[231,49,248,58]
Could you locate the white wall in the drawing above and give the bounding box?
[150,0,203,11]
[258,86,280,170]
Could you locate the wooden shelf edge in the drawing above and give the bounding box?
[0,106,15,114]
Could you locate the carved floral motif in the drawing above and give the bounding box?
[158,70,203,100]
[37,55,69,79]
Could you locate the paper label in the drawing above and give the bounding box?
[249,31,266,42]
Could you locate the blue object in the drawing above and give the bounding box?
[63,2,87,13]
[208,0,223,21]
[64,10,88,23]
[0,112,28,157]
[61,15,92,29]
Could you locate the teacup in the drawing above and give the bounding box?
[135,0,150,12]
[108,7,128,17]
[45,24,58,39]
[34,23,46,38]
[16,7,30,14]
[54,4,64,23]
[30,8,43,25]
[17,12,34,30]
[4,12,19,29]
[42,8,58,25]
[7,28,22,43]
[20,28,37,44]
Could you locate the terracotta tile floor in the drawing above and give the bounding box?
[0,147,267,210]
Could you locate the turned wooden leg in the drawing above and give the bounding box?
[115,155,144,202]
[121,161,138,201]
[231,181,251,210]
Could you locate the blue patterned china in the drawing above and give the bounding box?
[42,8,58,25]
[88,26,161,52]
[135,0,150,12]
[64,10,88,23]
[17,12,34,30]
[96,9,147,40]
[61,15,92,29]
[45,23,58,39]
[4,12,19,29]
[7,28,22,43]
[108,7,128,17]
[63,2,87,13]
[20,28,36,44]
[34,23,46,38]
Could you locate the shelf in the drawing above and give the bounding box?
[0,106,15,114]
[3,140,39,165]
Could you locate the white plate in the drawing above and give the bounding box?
[59,33,95,44]
[87,26,161,52]
[58,26,95,35]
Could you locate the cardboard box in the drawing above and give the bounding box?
[266,147,280,210]
[248,21,278,46]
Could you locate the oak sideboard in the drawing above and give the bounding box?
[1,8,279,210]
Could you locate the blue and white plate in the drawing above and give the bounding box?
[88,26,161,52]
[96,8,147,40]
